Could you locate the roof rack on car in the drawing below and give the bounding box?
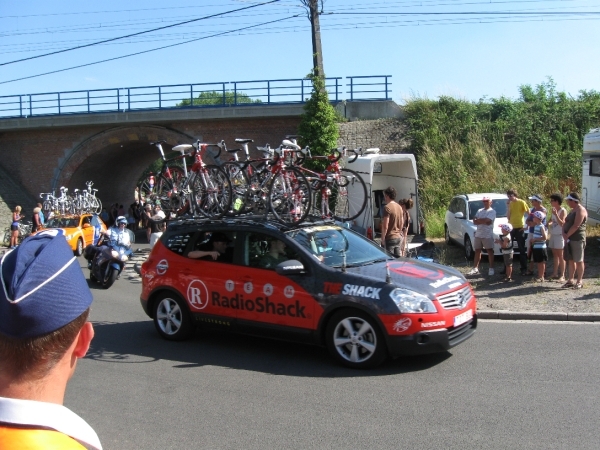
[164,213,337,232]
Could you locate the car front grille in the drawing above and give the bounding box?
[448,319,475,345]
[436,285,472,310]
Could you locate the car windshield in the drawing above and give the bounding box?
[287,225,391,268]
[46,217,79,228]
[468,200,507,219]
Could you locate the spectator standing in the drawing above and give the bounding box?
[495,223,514,282]
[142,204,153,243]
[525,194,547,275]
[506,189,530,275]
[530,211,548,282]
[0,233,102,450]
[31,206,43,233]
[548,193,567,281]
[379,186,404,257]
[36,203,45,226]
[9,206,23,249]
[562,193,588,289]
[148,206,167,249]
[467,196,496,276]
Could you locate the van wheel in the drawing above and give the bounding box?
[464,236,474,260]
[325,309,387,369]
[153,293,193,341]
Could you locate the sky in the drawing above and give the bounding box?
[0,0,599,105]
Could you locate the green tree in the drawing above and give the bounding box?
[298,71,339,170]
[177,90,261,107]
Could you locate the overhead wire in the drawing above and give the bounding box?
[0,14,301,86]
[0,0,282,67]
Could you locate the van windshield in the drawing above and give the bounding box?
[468,200,507,220]
[288,225,391,268]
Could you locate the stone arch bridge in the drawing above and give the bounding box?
[0,101,403,221]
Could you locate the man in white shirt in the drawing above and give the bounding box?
[0,231,102,449]
[468,196,497,276]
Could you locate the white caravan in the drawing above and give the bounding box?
[583,128,600,225]
[345,149,420,239]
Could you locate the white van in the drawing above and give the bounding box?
[582,128,600,225]
[345,149,420,239]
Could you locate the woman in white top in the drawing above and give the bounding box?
[548,193,567,281]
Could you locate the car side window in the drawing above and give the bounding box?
[459,199,467,217]
[244,232,299,270]
[164,231,195,255]
[449,198,458,213]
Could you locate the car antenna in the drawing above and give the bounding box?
[386,263,391,284]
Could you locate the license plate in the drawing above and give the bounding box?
[453,309,473,327]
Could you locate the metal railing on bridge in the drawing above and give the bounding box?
[0,75,391,119]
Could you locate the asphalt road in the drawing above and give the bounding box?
[67,253,600,450]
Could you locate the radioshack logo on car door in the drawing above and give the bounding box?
[187,280,209,310]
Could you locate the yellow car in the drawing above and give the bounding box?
[39,214,107,256]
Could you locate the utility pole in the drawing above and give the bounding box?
[303,0,324,77]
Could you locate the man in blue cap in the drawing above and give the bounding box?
[0,231,102,449]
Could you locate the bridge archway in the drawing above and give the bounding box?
[55,125,197,209]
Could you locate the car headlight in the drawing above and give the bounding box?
[65,234,73,241]
[390,289,437,313]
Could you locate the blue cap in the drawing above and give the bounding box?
[0,231,93,339]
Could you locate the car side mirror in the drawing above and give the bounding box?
[275,259,305,275]
[82,223,91,228]
[454,212,465,219]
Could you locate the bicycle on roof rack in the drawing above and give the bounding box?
[221,138,278,216]
[142,140,233,219]
[289,140,368,223]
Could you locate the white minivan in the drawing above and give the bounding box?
[444,193,517,259]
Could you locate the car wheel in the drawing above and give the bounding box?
[444,225,453,245]
[464,235,474,260]
[74,238,84,257]
[325,309,387,369]
[153,293,193,341]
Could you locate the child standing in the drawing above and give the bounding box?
[495,223,514,282]
[531,211,548,282]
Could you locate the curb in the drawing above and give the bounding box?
[478,310,600,322]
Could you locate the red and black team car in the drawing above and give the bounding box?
[140,218,477,369]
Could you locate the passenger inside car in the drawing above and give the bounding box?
[188,232,233,263]
[258,238,288,269]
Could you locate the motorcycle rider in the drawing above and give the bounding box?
[102,216,132,253]
[84,216,132,274]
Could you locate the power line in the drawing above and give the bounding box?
[0,0,281,67]
[0,15,301,86]
[327,11,600,15]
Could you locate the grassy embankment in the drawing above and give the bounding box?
[403,79,600,238]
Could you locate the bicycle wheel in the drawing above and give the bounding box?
[330,168,368,222]
[245,166,272,215]
[268,167,312,225]
[91,196,102,214]
[190,165,232,219]
[222,162,250,216]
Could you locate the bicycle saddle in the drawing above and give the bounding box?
[235,138,254,144]
[173,144,193,153]
[281,140,301,150]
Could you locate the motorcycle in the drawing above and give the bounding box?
[84,232,133,289]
